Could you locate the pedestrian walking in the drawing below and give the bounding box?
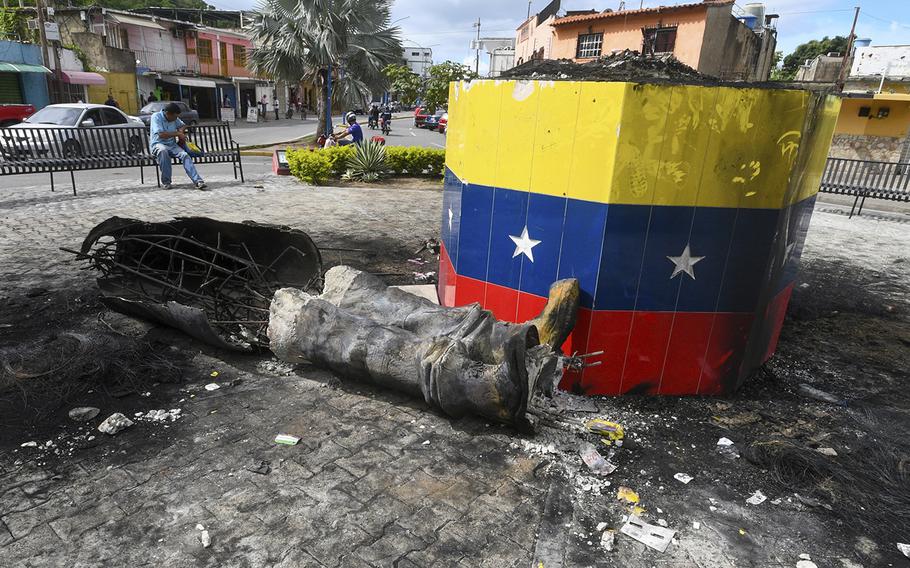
[273,95,280,120]
[148,91,158,102]
[260,95,268,120]
[104,93,119,108]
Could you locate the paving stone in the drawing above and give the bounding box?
[353,523,428,567]
[0,176,560,567]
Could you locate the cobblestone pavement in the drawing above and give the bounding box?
[1,173,908,567]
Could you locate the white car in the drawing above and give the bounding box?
[2,103,146,158]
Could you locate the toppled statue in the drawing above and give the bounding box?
[268,266,579,429]
[74,217,580,428]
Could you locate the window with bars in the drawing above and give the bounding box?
[197,39,213,64]
[576,33,603,59]
[233,45,247,67]
[642,26,678,55]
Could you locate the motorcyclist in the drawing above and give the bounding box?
[368,105,380,129]
[380,106,392,134]
[333,113,363,146]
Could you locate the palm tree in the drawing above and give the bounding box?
[247,0,402,137]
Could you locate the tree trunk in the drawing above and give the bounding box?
[316,88,327,139]
[316,69,330,138]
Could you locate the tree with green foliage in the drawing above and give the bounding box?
[777,36,848,81]
[382,63,422,107]
[247,0,402,136]
[424,61,478,112]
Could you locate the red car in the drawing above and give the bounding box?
[0,103,36,127]
[414,106,430,128]
[437,112,448,133]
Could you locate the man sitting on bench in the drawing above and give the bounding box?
[150,102,206,190]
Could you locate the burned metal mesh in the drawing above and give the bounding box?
[70,218,322,350]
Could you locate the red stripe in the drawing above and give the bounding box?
[438,242,457,308]
[436,258,780,396]
[760,282,795,363]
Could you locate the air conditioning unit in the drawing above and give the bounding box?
[173,29,185,38]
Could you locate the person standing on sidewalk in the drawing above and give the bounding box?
[149,102,206,191]
[273,95,280,120]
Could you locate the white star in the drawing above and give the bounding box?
[667,244,705,280]
[448,208,453,231]
[509,226,541,262]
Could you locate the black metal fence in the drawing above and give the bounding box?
[819,157,910,217]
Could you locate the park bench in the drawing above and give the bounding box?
[0,123,243,196]
[819,157,910,217]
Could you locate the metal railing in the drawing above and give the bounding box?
[819,157,910,217]
[134,49,200,74]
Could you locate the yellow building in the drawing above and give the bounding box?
[830,93,910,162]
[87,72,140,115]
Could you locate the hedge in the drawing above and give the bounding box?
[286,146,445,185]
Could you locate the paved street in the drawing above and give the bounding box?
[226,113,441,149]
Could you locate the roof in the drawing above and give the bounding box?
[552,0,733,26]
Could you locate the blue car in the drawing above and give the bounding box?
[423,109,445,130]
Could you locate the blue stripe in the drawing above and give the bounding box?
[448,171,810,313]
[441,169,462,267]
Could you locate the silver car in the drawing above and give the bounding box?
[2,103,146,158]
[137,101,199,127]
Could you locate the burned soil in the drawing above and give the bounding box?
[501,50,707,84]
[500,50,834,93]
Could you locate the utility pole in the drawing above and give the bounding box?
[835,6,860,92]
[35,0,55,102]
[473,18,481,75]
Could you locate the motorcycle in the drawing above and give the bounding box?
[380,116,391,135]
[368,115,379,129]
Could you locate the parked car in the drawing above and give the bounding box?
[0,103,36,127]
[2,103,145,158]
[414,106,431,128]
[137,101,199,127]
[437,112,448,134]
[424,109,446,131]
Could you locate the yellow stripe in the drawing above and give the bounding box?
[445,80,839,209]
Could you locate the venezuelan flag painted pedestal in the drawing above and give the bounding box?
[438,80,840,395]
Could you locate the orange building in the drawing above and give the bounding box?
[516,0,777,81]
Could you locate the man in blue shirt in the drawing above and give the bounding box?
[149,102,206,190]
[333,113,363,146]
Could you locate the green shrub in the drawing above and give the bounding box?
[385,147,445,176]
[286,145,444,184]
[343,141,387,182]
[286,146,354,185]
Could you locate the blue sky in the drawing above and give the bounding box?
[210,0,910,74]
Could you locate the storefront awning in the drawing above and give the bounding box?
[108,13,167,31]
[61,70,107,85]
[0,62,51,73]
[163,76,218,89]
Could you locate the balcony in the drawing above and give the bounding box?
[133,49,199,75]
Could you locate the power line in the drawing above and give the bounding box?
[860,11,910,29]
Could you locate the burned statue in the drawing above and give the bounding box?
[268,267,580,428]
[75,217,580,427]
